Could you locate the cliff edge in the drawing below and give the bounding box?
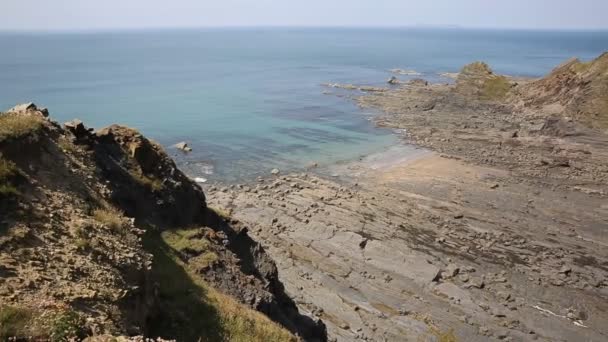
[0,104,326,341]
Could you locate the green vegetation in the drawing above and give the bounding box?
[144,230,296,342]
[0,112,44,142]
[460,61,492,76]
[0,157,19,196]
[130,170,164,192]
[0,306,85,341]
[162,228,210,254]
[93,207,125,232]
[0,306,32,340]
[49,310,85,341]
[481,75,511,101]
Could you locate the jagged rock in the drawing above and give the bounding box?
[64,119,89,140]
[6,102,49,117]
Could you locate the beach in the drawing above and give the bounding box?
[206,56,608,341]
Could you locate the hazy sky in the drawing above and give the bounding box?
[1,0,607,31]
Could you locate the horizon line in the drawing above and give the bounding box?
[1,24,608,34]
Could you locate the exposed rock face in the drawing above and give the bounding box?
[0,113,156,337]
[0,109,325,341]
[6,102,49,117]
[207,54,608,341]
[93,125,207,227]
[518,52,608,129]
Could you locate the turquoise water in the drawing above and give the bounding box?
[1,28,607,181]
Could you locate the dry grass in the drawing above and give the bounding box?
[0,113,44,142]
[209,206,232,220]
[0,305,84,341]
[0,156,19,196]
[92,207,125,232]
[0,306,32,339]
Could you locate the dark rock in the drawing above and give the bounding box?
[64,119,90,141]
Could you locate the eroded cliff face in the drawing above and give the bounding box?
[0,105,325,341]
[516,52,608,129]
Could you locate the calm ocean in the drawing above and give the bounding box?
[1,28,607,181]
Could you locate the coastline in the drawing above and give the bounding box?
[208,55,608,341]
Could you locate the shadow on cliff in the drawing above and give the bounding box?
[205,210,328,342]
[143,232,226,342]
[89,125,326,341]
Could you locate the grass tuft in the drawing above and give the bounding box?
[163,229,210,254]
[130,170,164,192]
[93,207,125,232]
[0,113,44,142]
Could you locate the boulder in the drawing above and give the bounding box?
[387,76,399,85]
[64,119,89,140]
[271,168,280,175]
[6,102,49,118]
[174,141,192,152]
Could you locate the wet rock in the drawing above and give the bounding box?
[174,141,192,152]
[271,168,280,175]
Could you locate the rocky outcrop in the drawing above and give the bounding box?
[455,61,514,100]
[518,52,608,129]
[6,102,49,118]
[0,107,324,341]
[92,125,207,227]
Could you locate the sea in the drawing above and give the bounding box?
[1,28,607,181]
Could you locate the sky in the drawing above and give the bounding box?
[1,0,607,31]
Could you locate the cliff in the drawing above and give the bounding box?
[0,105,326,341]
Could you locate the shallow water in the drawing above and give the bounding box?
[1,28,607,181]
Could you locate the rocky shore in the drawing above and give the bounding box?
[1,52,606,342]
[207,53,608,341]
